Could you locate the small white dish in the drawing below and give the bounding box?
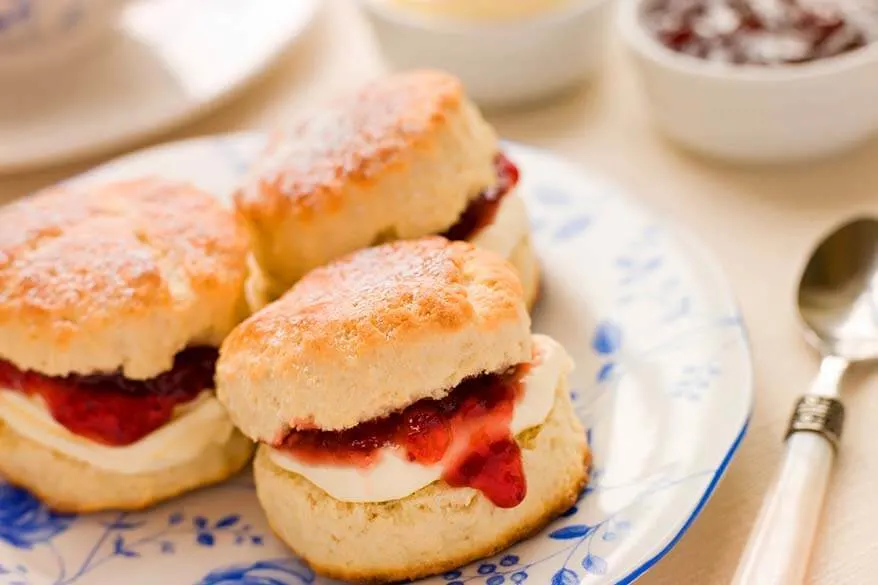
[0,133,752,584]
[618,0,878,164]
[359,0,614,108]
[0,0,130,74]
[0,0,319,174]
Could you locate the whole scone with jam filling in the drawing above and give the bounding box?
[234,70,539,311]
[216,237,588,583]
[0,178,254,512]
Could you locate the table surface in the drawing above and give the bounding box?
[4,2,878,583]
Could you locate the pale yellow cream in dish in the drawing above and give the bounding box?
[384,0,571,21]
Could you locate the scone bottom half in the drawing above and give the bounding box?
[0,346,252,513]
[255,347,590,583]
[0,178,253,512]
[217,238,590,583]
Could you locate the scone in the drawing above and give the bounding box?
[217,237,588,583]
[0,178,254,512]
[234,70,539,311]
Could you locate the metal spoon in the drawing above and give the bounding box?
[733,217,878,585]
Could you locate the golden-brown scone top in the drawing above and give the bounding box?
[217,237,531,442]
[0,178,249,379]
[234,70,500,292]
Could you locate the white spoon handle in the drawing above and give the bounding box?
[731,431,835,585]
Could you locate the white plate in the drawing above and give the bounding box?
[0,0,318,174]
[0,134,753,585]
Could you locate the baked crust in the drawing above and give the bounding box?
[0,420,254,513]
[0,178,249,379]
[254,380,589,583]
[217,237,531,440]
[233,70,499,289]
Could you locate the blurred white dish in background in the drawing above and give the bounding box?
[618,0,878,164]
[360,0,614,108]
[0,0,130,74]
[0,0,318,174]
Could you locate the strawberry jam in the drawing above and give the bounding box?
[644,0,876,65]
[278,363,531,508]
[0,347,217,446]
[442,153,520,242]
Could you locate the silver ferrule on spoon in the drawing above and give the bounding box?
[731,355,847,585]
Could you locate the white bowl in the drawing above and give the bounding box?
[359,0,614,108]
[618,0,878,164]
[0,0,130,75]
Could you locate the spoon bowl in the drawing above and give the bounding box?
[798,217,878,361]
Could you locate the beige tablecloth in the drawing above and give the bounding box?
[4,2,878,583]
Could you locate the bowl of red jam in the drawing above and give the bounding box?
[619,0,878,163]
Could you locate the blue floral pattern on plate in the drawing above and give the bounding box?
[0,484,75,551]
[1,135,753,585]
[197,558,315,585]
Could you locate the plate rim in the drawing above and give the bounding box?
[506,140,754,584]
[617,420,750,584]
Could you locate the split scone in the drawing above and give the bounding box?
[234,70,539,311]
[0,179,254,512]
[217,237,589,583]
